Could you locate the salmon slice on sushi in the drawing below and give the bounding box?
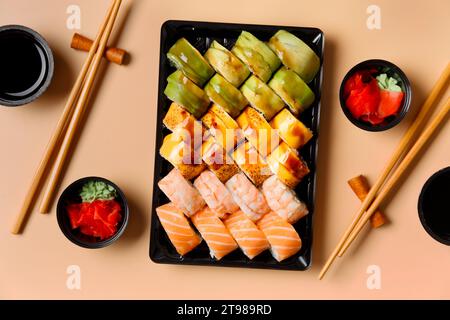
[225,172,270,222]
[158,168,205,217]
[191,207,239,260]
[194,170,240,219]
[262,175,309,224]
[224,210,270,259]
[257,212,302,262]
[156,203,202,256]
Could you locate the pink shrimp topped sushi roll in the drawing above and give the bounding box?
[262,175,309,224]
[194,171,239,219]
[156,203,202,256]
[191,207,238,260]
[257,212,302,262]
[158,168,205,217]
[225,173,271,222]
[224,210,270,259]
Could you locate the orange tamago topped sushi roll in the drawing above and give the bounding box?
[224,210,270,259]
[201,136,240,183]
[225,172,271,222]
[201,105,244,152]
[163,102,209,149]
[257,212,302,262]
[270,108,313,150]
[159,133,206,180]
[194,170,240,219]
[262,175,309,224]
[267,142,309,188]
[191,207,238,260]
[232,141,273,187]
[156,203,202,256]
[158,168,206,217]
[236,107,280,157]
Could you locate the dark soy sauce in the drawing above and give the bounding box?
[421,168,450,242]
[0,32,46,101]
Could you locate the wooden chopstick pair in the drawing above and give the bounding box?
[319,62,450,280]
[11,0,122,234]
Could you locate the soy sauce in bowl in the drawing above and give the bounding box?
[418,167,450,246]
[0,25,54,106]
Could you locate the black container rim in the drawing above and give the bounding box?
[56,176,129,249]
[418,166,450,246]
[0,24,54,107]
[150,20,325,270]
[339,58,412,132]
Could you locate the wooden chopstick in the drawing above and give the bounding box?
[339,96,450,254]
[38,0,122,213]
[319,62,450,279]
[11,0,118,234]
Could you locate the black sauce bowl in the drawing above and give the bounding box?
[57,176,129,249]
[339,59,411,132]
[418,167,450,246]
[0,25,54,107]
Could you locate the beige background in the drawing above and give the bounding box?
[1,0,449,299]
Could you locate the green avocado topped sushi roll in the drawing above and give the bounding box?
[167,38,215,86]
[164,70,210,118]
[268,30,320,83]
[232,31,281,83]
[204,40,250,87]
[241,75,285,120]
[268,67,315,115]
[204,74,248,118]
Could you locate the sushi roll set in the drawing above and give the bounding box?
[152,21,323,269]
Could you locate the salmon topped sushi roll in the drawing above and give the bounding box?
[194,170,240,219]
[191,207,238,260]
[257,212,302,262]
[224,210,270,259]
[156,203,202,256]
[225,173,270,222]
[158,168,205,217]
[262,175,309,224]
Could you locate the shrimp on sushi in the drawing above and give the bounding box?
[158,168,205,217]
[262,175,309,224]
[191,207,238,260]
[225,172,270,222]
[194,170,239,219]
